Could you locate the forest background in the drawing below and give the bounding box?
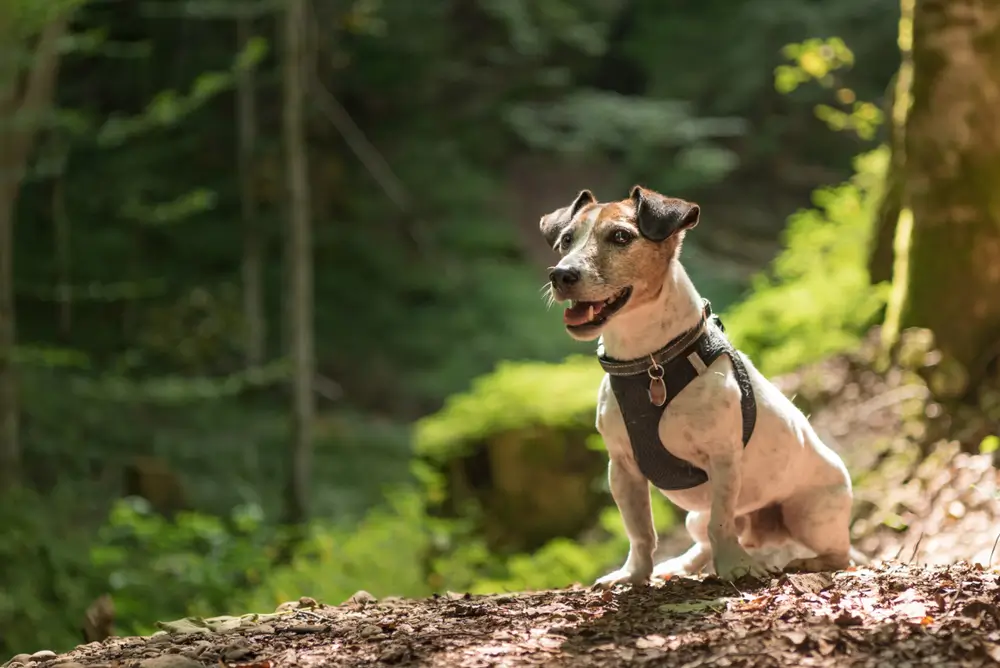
[5,0,998,656]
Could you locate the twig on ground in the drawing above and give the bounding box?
[944,575,967,616]
[988,530,1000,568]
[908,531,924,564]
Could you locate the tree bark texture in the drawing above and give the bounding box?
[238,13,266,369]
[282,0,314,525]
[871,0,915,287]
[893,0,1000,390]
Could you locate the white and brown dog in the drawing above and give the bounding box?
[539,186,862,586]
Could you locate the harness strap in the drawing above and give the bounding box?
[597,300,757,491]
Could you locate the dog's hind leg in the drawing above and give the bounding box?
[653,510,711,578]
[781,483,853,572]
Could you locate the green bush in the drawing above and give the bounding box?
[237,491,435,612]
[724,147,891,377]
[414,355,603,463]
[433,495,679,594]
[0,488,102,656]
[88,498,280,637]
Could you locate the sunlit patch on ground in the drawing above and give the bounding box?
[21,563,1000,668]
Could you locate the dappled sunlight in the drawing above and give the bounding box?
[2,0,999,666]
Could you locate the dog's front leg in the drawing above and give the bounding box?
[708,447,775,581]
[593,456,655,589]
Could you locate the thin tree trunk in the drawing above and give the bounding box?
[0,16,68,492]
[238,12,266,369]
[282,0,314,525]
[886,0,1000,397]
[0,181,17,492]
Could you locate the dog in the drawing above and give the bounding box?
[539,186,862,586]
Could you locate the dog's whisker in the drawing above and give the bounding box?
[541,284,557,310]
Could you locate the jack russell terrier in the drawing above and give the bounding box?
[539,186,863,586]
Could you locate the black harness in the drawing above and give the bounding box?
[596,300,757,491]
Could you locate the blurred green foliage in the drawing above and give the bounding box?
[89,499,279,637]
[1,0,899,657]
[726,147,890,375]
[414,356,602,462]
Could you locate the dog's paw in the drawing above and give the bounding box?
[652,556,697,579]
[592,565,652,590]
[713,546,777,581]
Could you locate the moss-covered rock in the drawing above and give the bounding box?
[414,356,608,551]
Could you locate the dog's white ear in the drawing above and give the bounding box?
[629,185,699,242]
[539,189,596,248]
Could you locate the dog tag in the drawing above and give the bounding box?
[647,362,667,407]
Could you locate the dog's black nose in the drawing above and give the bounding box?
[549,266,581,291]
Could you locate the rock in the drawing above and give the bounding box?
[6,654,32,667]
[297,596,319,609]
[343,590,376,607]
[29,652,57,663]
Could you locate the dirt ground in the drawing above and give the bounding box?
[8,563,1000,668]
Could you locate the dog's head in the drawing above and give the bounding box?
[540,185,700,341]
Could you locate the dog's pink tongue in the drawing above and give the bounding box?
[563,301,603,326]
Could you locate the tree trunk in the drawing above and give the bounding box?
[238,12,266,369]
[0,181,17,492]
[870,0,915,287]
[282,0,314,525]
[886,0,1000,397]
[0,15,68,492]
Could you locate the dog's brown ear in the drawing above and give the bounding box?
[629,185,699,242]
[539,189,596,248]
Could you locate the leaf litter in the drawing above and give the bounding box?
[6,563,1000,668]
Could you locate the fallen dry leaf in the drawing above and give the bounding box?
[781,630,808,646]
[833,610,864,627]
[634,635,666,649]
[15,563,1000,668]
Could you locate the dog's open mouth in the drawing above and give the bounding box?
[563,287,632,330]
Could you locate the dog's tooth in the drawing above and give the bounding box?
[587,305,595,321]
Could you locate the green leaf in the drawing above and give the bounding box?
[235,36,269,71]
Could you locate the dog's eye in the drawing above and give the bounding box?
[611,229,634,246]
[558,233,573,251]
